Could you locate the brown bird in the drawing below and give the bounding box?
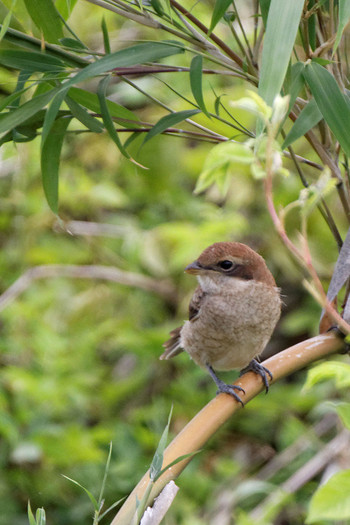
[161,242,281,405]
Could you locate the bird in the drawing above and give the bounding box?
[160,242,281,405]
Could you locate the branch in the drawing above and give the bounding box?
[0,265,177,310]
[110,332,344,525]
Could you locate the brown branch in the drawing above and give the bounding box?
[110,333,344,525]
[0,265,177,310]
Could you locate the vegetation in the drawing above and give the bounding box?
[1,0,350,523]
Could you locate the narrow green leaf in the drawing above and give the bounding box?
[0,88,58,135]
[306,470,350,523]
[282,98,322,149]
[56,0,79,20]
[208,0,232,35]
[190,55,210,118]
[144,109,200,143]
[0,49,66,72]
[41,116,71,214]
[23,0,64,43]
[97,443,113,509]
[0,0,16,42]
[59,37,87,51]
[334,0,350,53]
[155,450,201,482]
[61,41,184,92]
[41,88,69,147]
[35,507,46,525]
[150,0,164,16]
[259,0,304,105]
[27,502,36,525]
[62,474,99,510]
[68,87,138,123]
[259,0,271,26]
[303,61,350,157]
[65,96,104,133]
[101,17,111,55]
[149,406,173,481]
[97,76,131,160]
[308,0,316,51]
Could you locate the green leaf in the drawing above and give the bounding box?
[144,109,200,143]
[304,361,350,390]
[41,88,69,147]
[208,0,233,35]
[67,87,138,123]
[0,88,58,135]
[0,49,66,72]
[303,61,350,157]
[35,508,46,525]
[334,0,350,53]
[27,502,36,525]
[282,98,322,149]
[259,0,271,26]
[65,95,104,133]
[101,17,111,55]
[62,474,99,510]
[59,37,87,51]
[259,0,304,105]
[41,116,71,214]
[55,0,78,19]
[190,55,210,118]
[61,41,185,91]
[97,75,131,161]
[149,406,173,481]
[23,0,64,44]
[306,470,350,523]
[0,0,16,42]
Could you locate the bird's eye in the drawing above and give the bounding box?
[219,260,233,270]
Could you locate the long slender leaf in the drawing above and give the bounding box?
[60,41,184,92]
[282,98,322,149]
[208,0,233,35]
[259,0,271,26]
[61,475,99,510]
[23,0,64,43]
[97,76,131,160]
[0,89,58,135]
[101,17,111,55]
[190,55,210,118]
[334,0,350,53]
[0,49,66,72]
[303,61,350,157]
[41,116,71,214]
[68,87,138,123]
[259,0,304,105]
[0,0,16,42]
[65,95,104,133]
[144,109,200,143]
[41,88,69,147]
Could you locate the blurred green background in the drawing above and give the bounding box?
[0,1,349,524]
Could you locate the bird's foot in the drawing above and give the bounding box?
[206,363,245,406]
[216,382,245,406]
[240,359,273,393]
[326,326,350,355]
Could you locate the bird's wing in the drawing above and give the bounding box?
[160,285,205,360]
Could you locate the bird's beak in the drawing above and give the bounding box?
[185,261,203,274]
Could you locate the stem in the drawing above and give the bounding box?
[110,333,344,525]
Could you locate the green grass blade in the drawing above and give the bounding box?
[149,406,173,482]
[97,442,113,509]
[259,0,304,105]
[0,0,16,42]
[0,49,66,72]
[303,61,350,157]
[41,116,71,214]
[61,41,185,91]
[334,0,350,53]
[190,55,210,118]
[41,88,69,147]
[27,502,36,525]
[68,87,138,123]
[259,0,271,26]
[101,17,111,54]
[65,95,104,133]
[208,0,232,35]
[0,88,58,135]
[282,98,322,149]
[23,0,64,43]
[144,109,200,143]
[61,474,99,510]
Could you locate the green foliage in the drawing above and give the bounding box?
[307,470,350,523]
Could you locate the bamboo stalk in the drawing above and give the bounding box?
[110,332,344,525]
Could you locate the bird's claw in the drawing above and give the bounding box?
[216,383,245,406]
[240,359,273,393]
[327,326,350,355]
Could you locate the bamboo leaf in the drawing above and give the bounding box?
[62,475,99,510]
[259,0,271,26]
[259,0,304,105]
[61,41,185,91]
[41,88,69,147]
[282,98,322,149]
[41,116,70,214]
[144,109,200,143]
[0,49,66,72]
[0,89,58,135]
[65,95,104,133]
[23,0,64,43]
[190,55,210,118]
[303,61,350,157]
[149,406,173,482]
[27,502,36,525]
[68,87,138,123]
[334,0,350,53]
[306,470,350,523]
[101,17,111,55]
[0,0,16,42]
[208,0,233,35]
